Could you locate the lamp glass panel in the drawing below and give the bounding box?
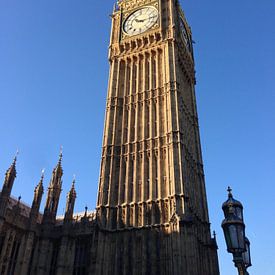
[224,229,232,250]
[242,250,249,266]
[237,225,245,250]
[229,225,238,248]
[235,207,243,220]
[243,240,251,267]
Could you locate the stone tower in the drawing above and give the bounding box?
[96,0,219,274]
[0,1,220,274]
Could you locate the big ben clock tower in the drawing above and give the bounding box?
[96,0,220,274]
[0,0,220,274]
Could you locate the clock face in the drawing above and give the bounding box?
[123,7,159,36]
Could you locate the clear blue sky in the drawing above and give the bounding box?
[0,1,274,274]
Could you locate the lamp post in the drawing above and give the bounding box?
[221,187,252,275]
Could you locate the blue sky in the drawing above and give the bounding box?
[0,1,274,274]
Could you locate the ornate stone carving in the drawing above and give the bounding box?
[119,0,159,13]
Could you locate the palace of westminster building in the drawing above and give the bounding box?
[0,0,220,274]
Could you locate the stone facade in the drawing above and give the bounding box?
[0,0,219,274]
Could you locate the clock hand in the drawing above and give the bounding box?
[135,19,145,23]
[136,16,156,23]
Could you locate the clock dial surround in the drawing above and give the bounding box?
[123,6,159,36]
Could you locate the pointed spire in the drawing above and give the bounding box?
[2,151,19,193]
[66,175,77,203]
[36,169,45,194]
[32,169,44,208]
[43,149,64,224]
[69,175,76,197]
[72,174,76,186]
[56,145,63,174]
[58,146,63,164]
[29,170,45,226]
[50,148,63,186]
[13,149,19,164]
[6,150,18,177]
[67,175,76,200]
[64,175,77,222]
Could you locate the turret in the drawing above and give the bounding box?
[64,176,77,222]
[0,154,18,217]
[29,170,44,225]
[42,151,63,225]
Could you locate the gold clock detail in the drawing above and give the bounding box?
[123,6,159,36]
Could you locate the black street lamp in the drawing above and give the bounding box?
[221,187,252,275]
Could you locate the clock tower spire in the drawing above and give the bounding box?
[95,0,219,274]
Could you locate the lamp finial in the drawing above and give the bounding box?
[227,186,233,198]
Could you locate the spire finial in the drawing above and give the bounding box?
[41,169,45,180]
[71,175,76,190]
[59,146,63,163]
[227,186,233,198]
[13,149,19,165]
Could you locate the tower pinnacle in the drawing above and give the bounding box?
[51,149,63,185]
[64,176,77,222]
[2,152,18,192]
[42,152,63,224]
[8,150,18,177]
[0,152,19,218]
[34,169,45,201]
[69,176,76,198]
[59,146,63,163]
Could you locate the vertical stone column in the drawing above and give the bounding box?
[149,52,154,202]
[141,52,147,215]
[156,50,161,201]
[55,236,67,275]
[0,229,15,275]
[56,235,75,275]
[0,219,4,233]
[36,238,52,275]
[15,232,35,275]
[117,57,129,209]
[99,59,120,207]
